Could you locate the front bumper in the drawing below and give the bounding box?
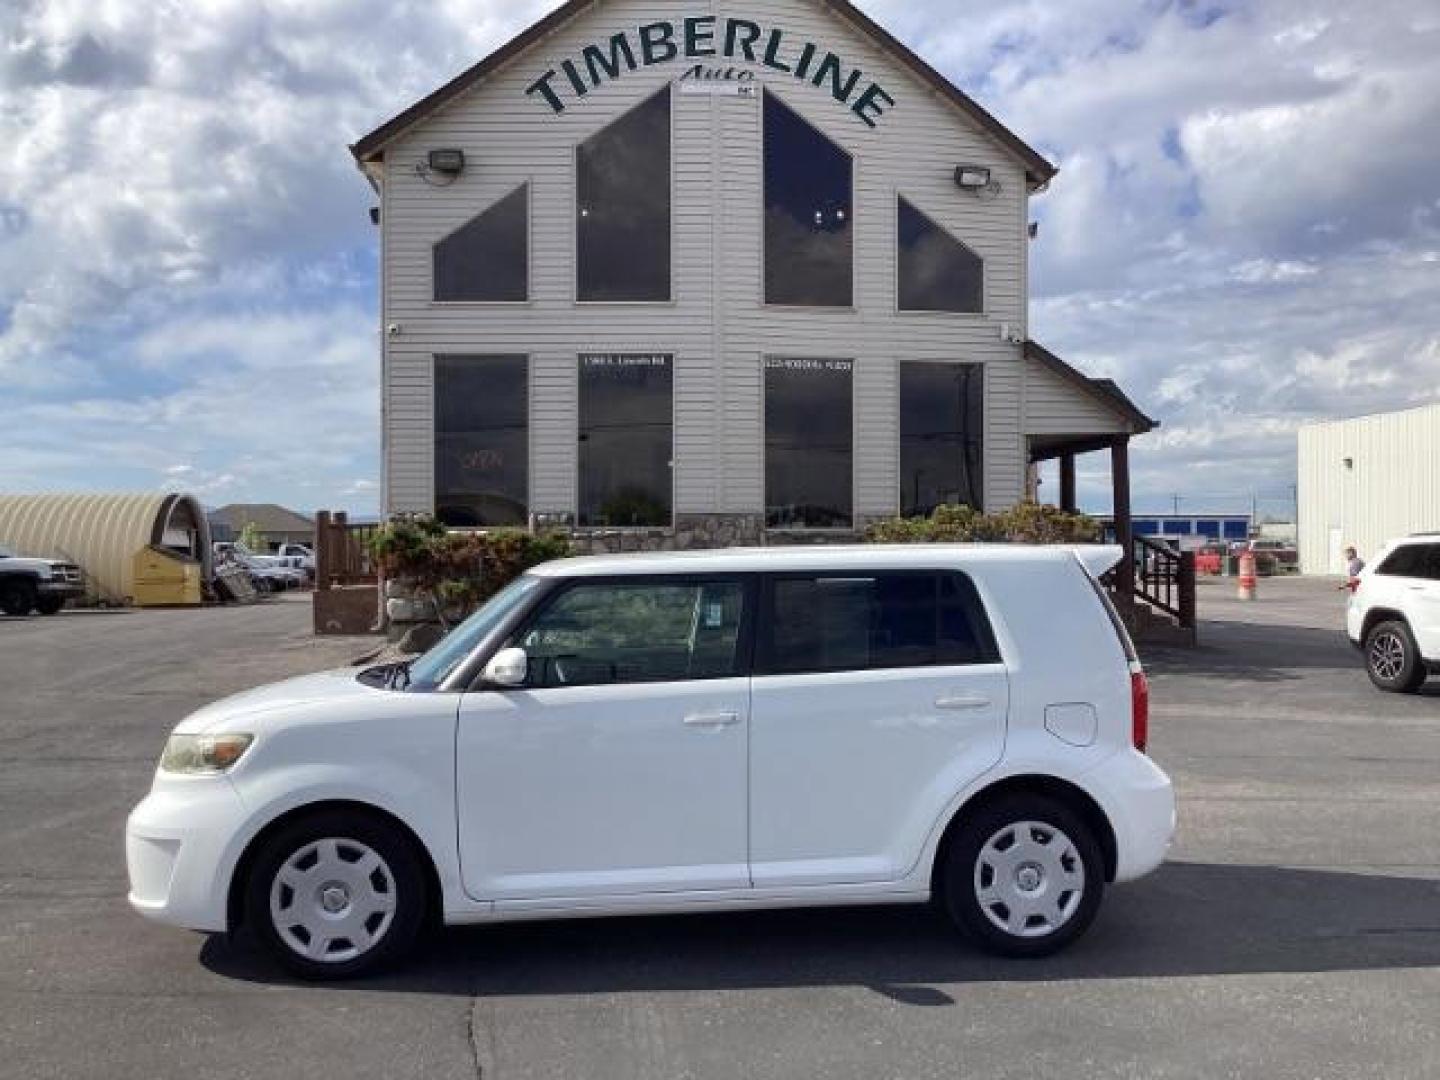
[1082,749,1176,883]
[37,580,84,598]
[126,775,249,932]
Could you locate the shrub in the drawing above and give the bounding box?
[366,514,572,625]
[864,503,1102,545]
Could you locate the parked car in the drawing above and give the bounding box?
[1346,534,1440,693]
[214,543,305,592]
[1194,543,1227,576]
[0,542,85,616]
[277,544,317,579]
[1245,539,1298,572]
[127,545,1175,978]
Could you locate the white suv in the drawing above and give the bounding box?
[127,546,1175,979]
[1347,535,1440,693]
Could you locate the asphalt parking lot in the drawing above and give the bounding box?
[2,581,1438,1080]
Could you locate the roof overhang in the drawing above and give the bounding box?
[1024,340,1158,462]
[348,0,1057,189]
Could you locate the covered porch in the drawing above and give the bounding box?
[1022,343,1193,639]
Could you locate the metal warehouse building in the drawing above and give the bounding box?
[1298,402,1440,575]
[351,0,1155,549]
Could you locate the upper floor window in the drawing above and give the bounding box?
[434,354,528,527]
[433,184,529,302]
[897,197,983,313]
[764,92,853,307]
[577,86,671,302]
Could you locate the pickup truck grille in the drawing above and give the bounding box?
[52,565,83,584]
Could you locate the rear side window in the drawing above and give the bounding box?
[759,572,999,675]
[1377,544,1439,580]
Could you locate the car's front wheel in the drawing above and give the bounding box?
[245,810,429,979]
[1365,620,1427,693]
[35,596,66,616]
[942,794,1104,958]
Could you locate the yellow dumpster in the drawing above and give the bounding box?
[130,546,203,607]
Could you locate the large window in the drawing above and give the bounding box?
[765,358,852,529]
[764,92,853,307]
[900,362,984,516]
[519,580,748,688]
[897,197,983,313]
[577,86,671,302]
[759,572,1000,675]
[579,353,673,527]
[433,184,529,302]
[1377,543,1440,580]
[434,355,528,527]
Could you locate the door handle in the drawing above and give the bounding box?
[935,695,992,711]
[683,711,741,728]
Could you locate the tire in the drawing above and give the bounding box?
[941,794,1104,958]
[0,578,37,617]
[1365,620,1427,694]
[245,810,429,980]
[35,596,65,616]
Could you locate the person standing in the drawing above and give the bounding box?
[1338,546,1365,591]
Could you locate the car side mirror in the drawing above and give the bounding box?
[481,647,529,689]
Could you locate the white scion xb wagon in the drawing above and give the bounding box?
[127,546,1175,978]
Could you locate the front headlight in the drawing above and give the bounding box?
[160,733,254,775]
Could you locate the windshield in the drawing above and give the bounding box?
[407,574,544,690]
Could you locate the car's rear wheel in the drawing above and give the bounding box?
[245,810,428,980]
[1365,620,1427,693]
[942,794,1104,958]
[0,579,37,616]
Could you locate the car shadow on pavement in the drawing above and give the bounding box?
[1144,618,1418,684]
[200,861,1440,1001]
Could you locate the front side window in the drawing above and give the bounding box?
[898,197,983,313]
[759,572,1000,675]
[433,184,529,302]
[765,358,853,529]
[764,92,853,307]
[900,362,984,516]
[520,580,747,688]
[434,354,528,527]
[577,86,671,302]
[578,354,673,527]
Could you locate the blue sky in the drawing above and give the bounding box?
[1,0,1437,519]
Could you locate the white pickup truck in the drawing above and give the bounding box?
[0,543,86,616]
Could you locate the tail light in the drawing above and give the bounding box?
[1130,667,1150,753]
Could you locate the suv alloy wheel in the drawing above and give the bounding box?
[1365,620,1427,694]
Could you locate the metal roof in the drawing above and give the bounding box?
[0,493,211,603]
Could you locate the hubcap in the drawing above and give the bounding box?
[974,821,1085,939]
[1370,634,1406,681]
[270,838,396,963]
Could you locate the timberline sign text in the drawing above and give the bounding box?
[525,16,896,128]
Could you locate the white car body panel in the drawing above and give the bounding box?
[1348,538,1440,661]
[126,544,1174,940]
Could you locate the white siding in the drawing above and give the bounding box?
[1297,403,1440,575]
[378,0,1041,520]
[1023,353,1130,438]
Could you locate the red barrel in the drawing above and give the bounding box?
[1237,551,1258,600]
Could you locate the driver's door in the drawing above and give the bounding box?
[455,577,753,902]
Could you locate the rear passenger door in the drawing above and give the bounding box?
[749,571,1009,887]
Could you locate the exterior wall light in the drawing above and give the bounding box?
[954,164,992,191]
[427,149,466,175]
